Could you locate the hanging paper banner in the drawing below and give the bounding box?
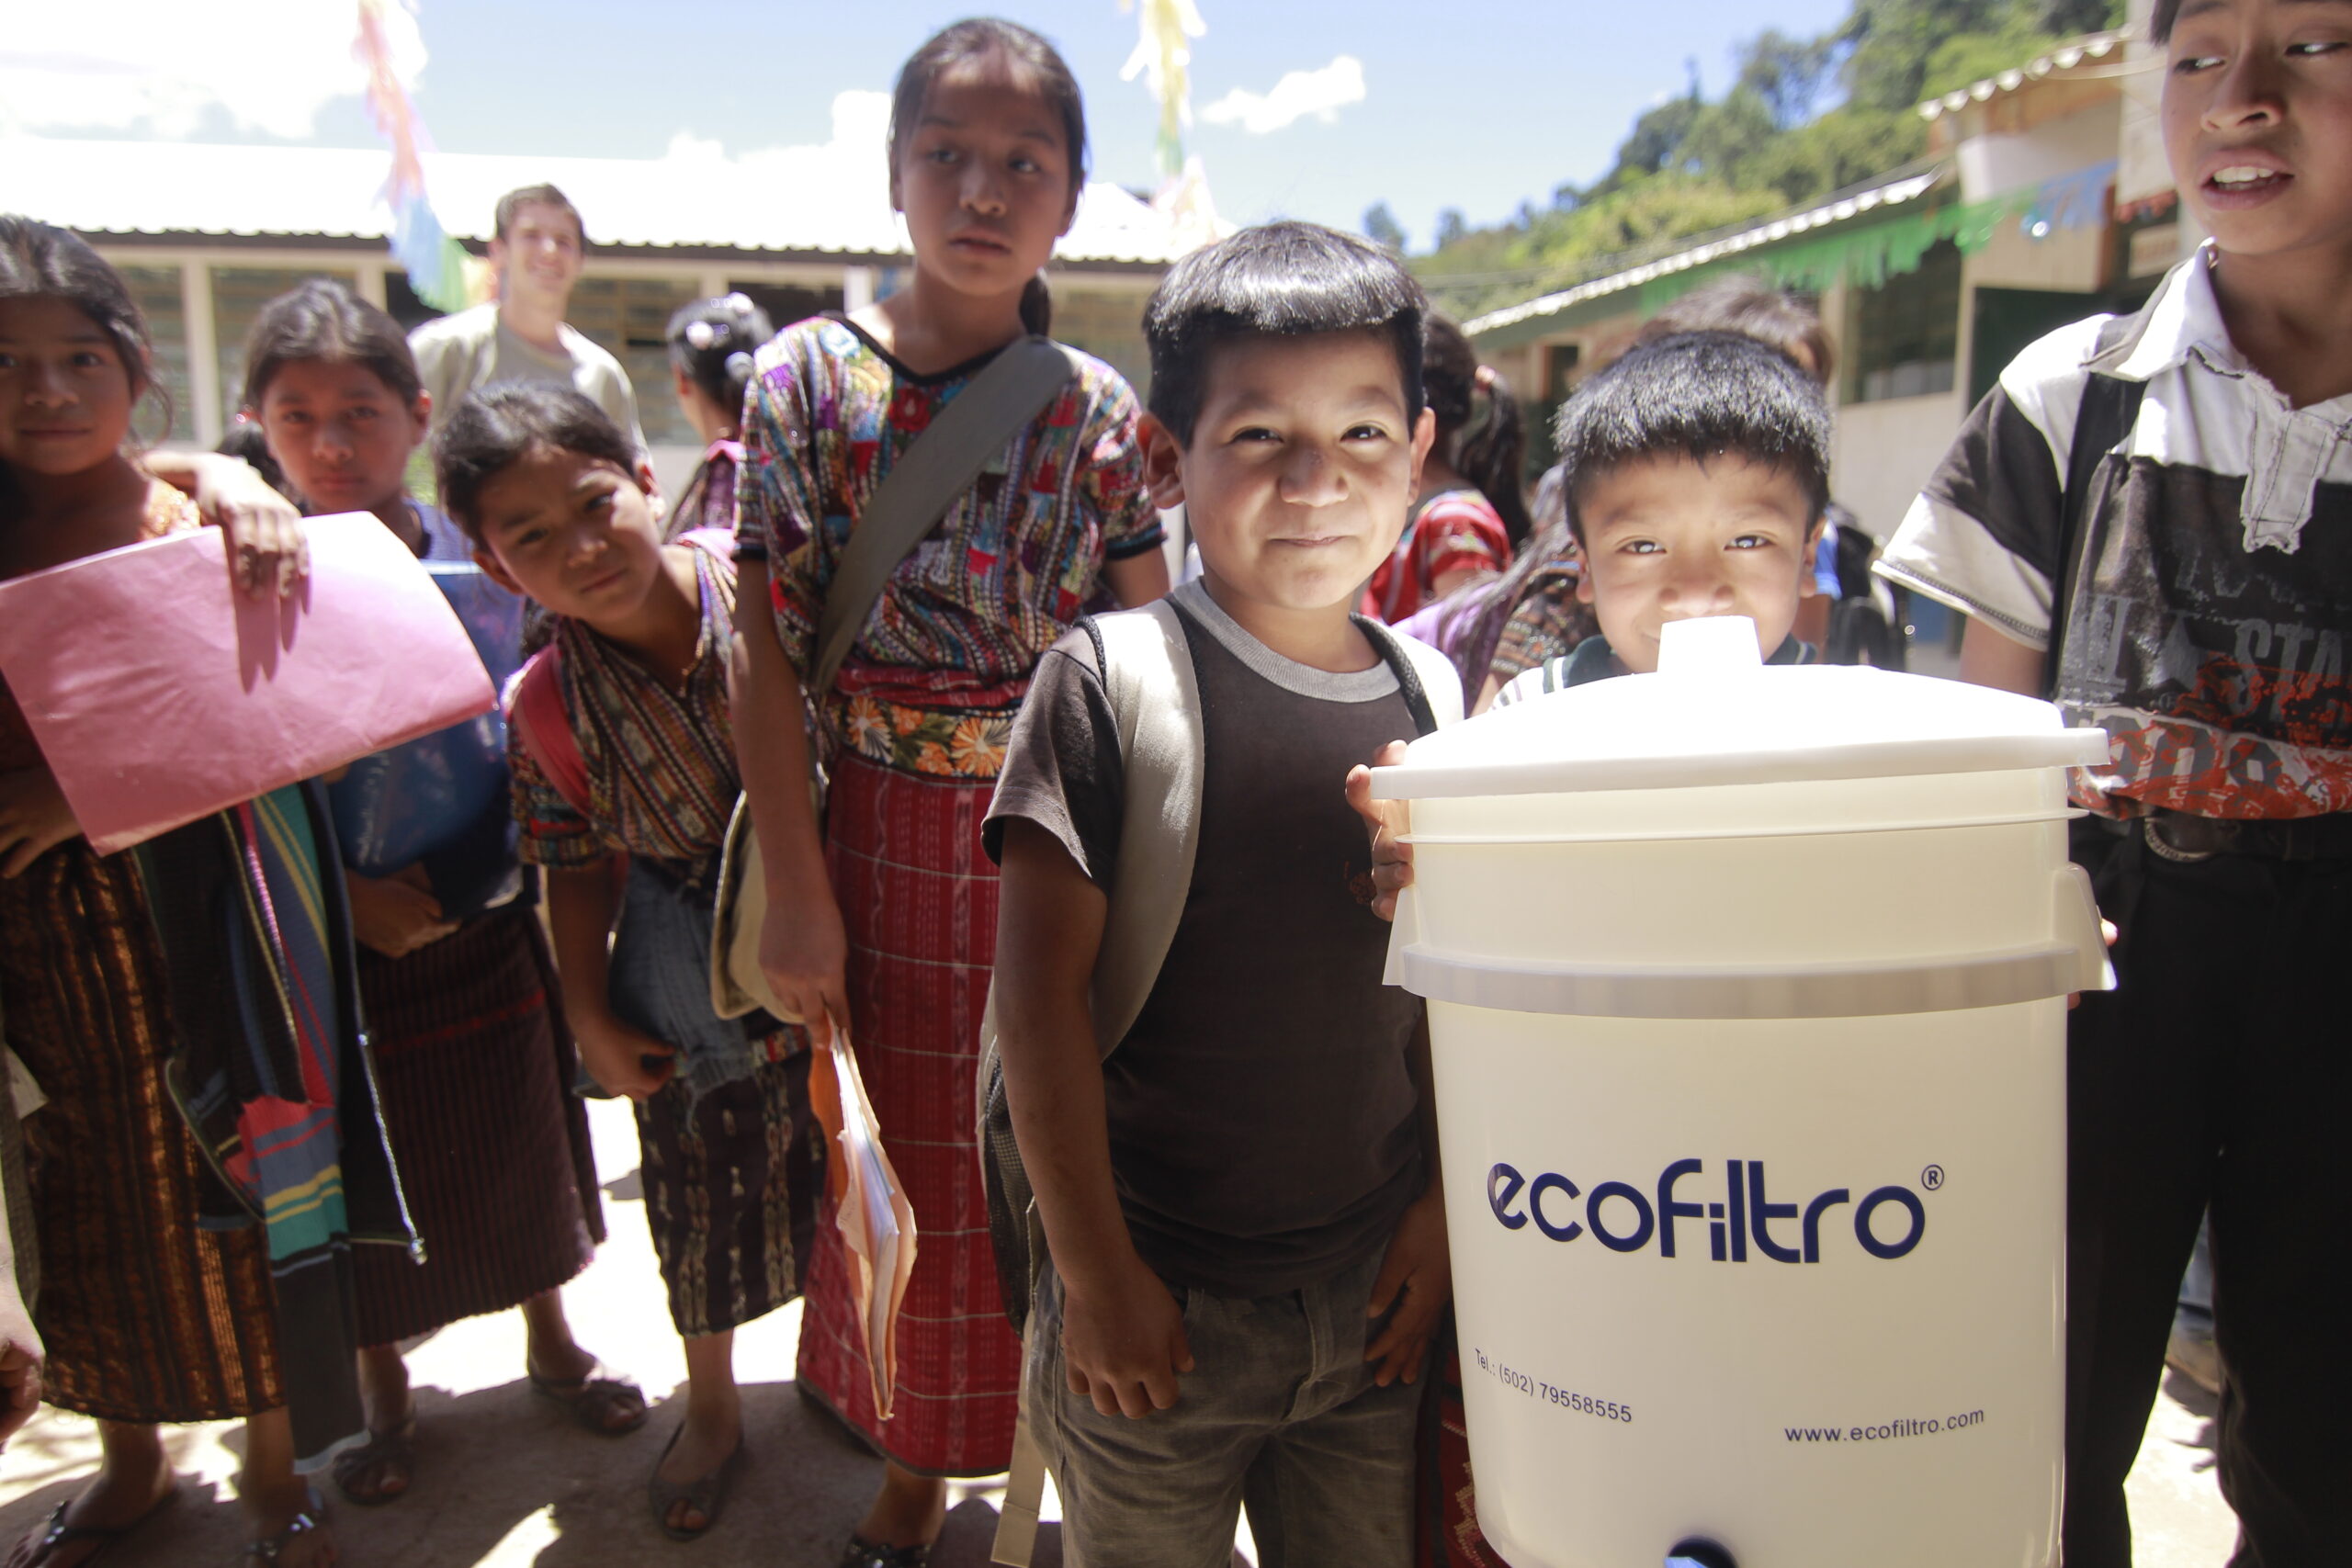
[1119,0,1226,250]
[355,0,488,312]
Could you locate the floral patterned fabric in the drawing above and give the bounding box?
[736,314,1160,779]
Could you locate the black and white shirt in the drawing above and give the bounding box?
[1878,248,2352,821]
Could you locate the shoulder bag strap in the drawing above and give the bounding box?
[808,336,1080,699]
[2047,313,2149,701]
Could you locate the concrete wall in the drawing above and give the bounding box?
[1829,389,1964,543]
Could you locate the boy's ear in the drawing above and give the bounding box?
[473,544,526,599]
[1408,406,1439,489]
[1798,513,1826,599]
[1576,566,1596,605]
[408,390,432,445]
[1136,412,1188,511]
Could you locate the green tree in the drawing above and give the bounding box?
[1363,202,1408,254]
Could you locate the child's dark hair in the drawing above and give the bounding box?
[889,18,1087,337]
[242,278,423,412]
[2149,0,2182,41]
[493,184,584,246]
[0,214,162,434]
[1144,220,1427,448]
[1553,331,1831,545]
[435,383,637,545]
[1635,275,1836,389]
[666,293,775,426]
[216,420,294,502]
[1424,314,1532,546]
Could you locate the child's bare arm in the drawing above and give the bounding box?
[730,558,849,1042]
[1958,619,2045,696]
[1365,1009,1450,1385]
[995,818,1194,1417]
[545,861,675,1100]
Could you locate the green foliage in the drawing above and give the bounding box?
[1363,202,1407,253]
[1405,0,2124,294]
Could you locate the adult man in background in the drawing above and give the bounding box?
[410,184,645,453]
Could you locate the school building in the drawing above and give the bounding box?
[1464,16,2185,669]
[1,126,1190,497]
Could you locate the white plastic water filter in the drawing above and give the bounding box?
[1373,617,2111,1568]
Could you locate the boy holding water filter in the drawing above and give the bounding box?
[987,220,1462,1567]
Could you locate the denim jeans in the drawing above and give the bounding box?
[1028,1246,1420,1568]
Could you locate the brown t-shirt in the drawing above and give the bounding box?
[985,581,1427,1297]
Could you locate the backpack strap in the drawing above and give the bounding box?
[1356,616,1463,738]
[505,644,594,821]
[2046,311,2149,701]
[1087,600,1206,1056]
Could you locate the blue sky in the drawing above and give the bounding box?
[10,0,1858,251]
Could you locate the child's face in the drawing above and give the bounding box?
[1143,330,1435,616]
[469,444,667,626]
[2163,0,2352,259]
[254,359,428,518]
[1572,453,1821,674]
[893,60,1079,302]
[0,295,138,479]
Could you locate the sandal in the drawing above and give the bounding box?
[837,1535,933,1568]
[243,1486,327,1562]
[329,1415,418,1506]
[16,1485,178,1567]
[527,1359,647,1436]
[647,1423,745,1543]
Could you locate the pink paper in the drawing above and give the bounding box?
[0,513,497,855]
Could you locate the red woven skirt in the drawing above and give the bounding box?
[796,753,1022,1476]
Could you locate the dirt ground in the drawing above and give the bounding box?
[0,1099,2237,1566]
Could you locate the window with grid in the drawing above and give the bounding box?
[1847,240,1962,404]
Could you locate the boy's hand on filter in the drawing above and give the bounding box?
[345,869,459,957]
[0,767,82,878]
[193,453,309,599]
[576,1015,678,1101]
[1059,1256,1194,1418]
[757,888,851,1046]
[1344,740,1415,923]
[1364,1187,1451,1387]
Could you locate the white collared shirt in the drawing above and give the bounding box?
[1875,248,2352,820]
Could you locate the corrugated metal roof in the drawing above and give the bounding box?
[0,133,1192,265]
[1463,166,1946,343]
[1916,29,2131,121]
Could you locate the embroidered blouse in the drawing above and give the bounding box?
[735,314,1161,780]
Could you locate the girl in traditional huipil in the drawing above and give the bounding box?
[733,20,1168,1564]
[662,294,774,542]
[241,281,645,1508]
[0,216,411,1568]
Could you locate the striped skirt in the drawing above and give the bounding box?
[796,753,1023,1477]
[348,906,604,1348]
[636,1052,820,1338]
[0,839,282,1423]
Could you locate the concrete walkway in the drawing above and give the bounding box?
[0,1099,2237,1566]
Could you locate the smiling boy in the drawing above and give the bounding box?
[985,221,1458,1568]
[1875,0,2352,1559]
[1490,330,1828,703]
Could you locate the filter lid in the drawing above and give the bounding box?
[1372,615,2110,801]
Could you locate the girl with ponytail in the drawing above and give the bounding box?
[731,19,1167,1564]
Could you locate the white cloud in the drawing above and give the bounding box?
[0,1,424,140]
[1199,55,1365,136]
